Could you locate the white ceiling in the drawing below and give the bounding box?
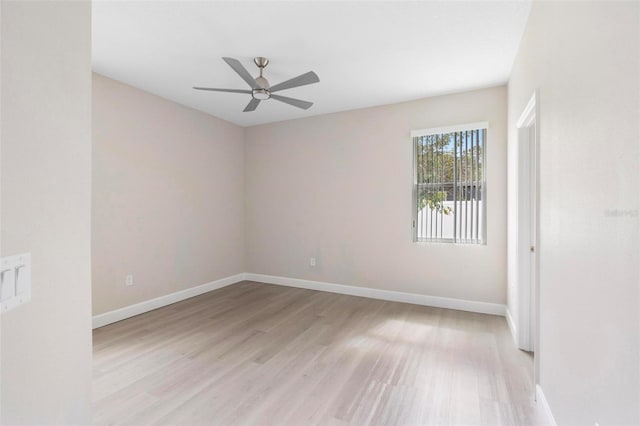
[92,1,531,127]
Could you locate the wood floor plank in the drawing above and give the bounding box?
[93,281,544,425]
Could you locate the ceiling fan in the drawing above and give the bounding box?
[193,57,320,112]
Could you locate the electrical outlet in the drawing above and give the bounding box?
[125,274,134,286]
[309,257,316,267]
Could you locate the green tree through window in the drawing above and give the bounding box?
[413,125,486,244]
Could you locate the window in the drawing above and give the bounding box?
[412,123,487,244]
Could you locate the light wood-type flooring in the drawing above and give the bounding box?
[93,281,545,425]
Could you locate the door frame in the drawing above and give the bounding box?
[515,92,539,354]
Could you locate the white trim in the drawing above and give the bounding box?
[515,91,538,352]
[516,93,537,128]
[92,272,508,328]
[411,121,489,138]
[536,385,557,426]
[245,273,505,316]
[505,307,518,344]
[92,273,246,329]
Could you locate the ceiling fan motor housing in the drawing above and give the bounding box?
[255,76,270,89]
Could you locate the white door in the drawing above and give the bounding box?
[516,93,538,353]
[527,123,537,352]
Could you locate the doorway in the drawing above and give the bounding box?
[516,92,539,361]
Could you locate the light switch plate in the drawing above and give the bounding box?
[1,253,31,314]
[1,268,15,301]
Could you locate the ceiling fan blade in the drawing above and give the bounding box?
[270,94,313,110]
[268,71,320,93]
[223,57,259,90]
[193,87,252,94]
[243,98,261,112]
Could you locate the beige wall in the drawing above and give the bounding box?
[508,1,639,423]
[92,74,245,315]
[0,1,92,424]
[245,86,507,304]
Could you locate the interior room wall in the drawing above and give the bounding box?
[245,86,507,305]
[508,1,639,423]
[92,74,245,315]
[0,1,93,424]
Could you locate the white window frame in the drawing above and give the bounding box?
[412,122,488,245]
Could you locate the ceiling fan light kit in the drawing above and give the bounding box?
[252,89,270,100]
[193,56,319,112]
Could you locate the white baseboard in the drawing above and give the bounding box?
[245,273,506,316]
[92,273,245,329]
[536,385,557,426]
[93,272,507,329]
[505,307,518,343]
